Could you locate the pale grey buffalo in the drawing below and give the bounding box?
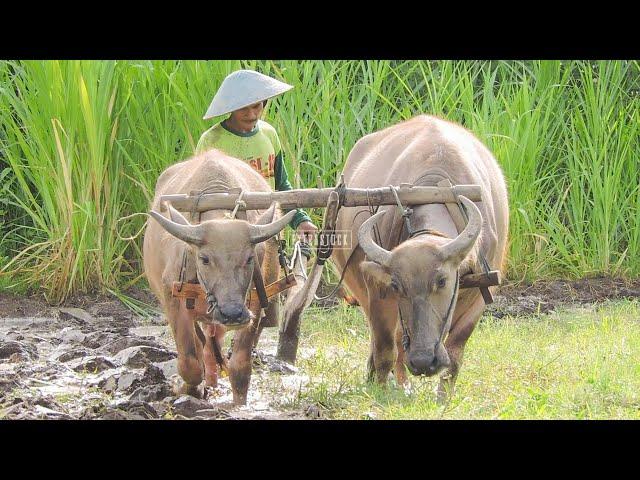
[332,115,509,401]
[143,150,294,405]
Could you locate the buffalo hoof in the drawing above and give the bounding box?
[205,372,218,388]
[174,379,205,399]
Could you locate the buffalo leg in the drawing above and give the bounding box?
[169,301,205,398]
[253,237,280,350]
[436,296,485,404]
[228,295,263,405]
[366,336,376,382]
[366,297,398,384]
[201,323,227,387]
[393,322,408,386]
[277,300,303,364]
[228,323,259,405]
[253,297,279,350]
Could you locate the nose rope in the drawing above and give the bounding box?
[436,271,459,349]
[399,270,459,353]
[389,185,461,354]
[196,268,218,315]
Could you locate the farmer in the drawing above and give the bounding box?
[196,69,318,242]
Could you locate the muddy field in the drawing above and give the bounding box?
[2,277,640,420]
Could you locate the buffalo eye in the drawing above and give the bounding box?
[390,279,400,293]
[199,255,210,265]
[436,277,446,289]
[246,256,254,266]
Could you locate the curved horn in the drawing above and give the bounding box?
[249,209,297,244]
[358,210,392,266]
[439,196,483,262]
[149,210,205,246]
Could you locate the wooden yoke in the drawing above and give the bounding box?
[436,179,500,305]
[160,185,483,212]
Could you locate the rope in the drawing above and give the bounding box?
[335,181,347,208]
[229,189,246,219]
[312,245,359,302]
[277,233,291,277]
[366,188,382,247]
[309,208,373,302]
[116,212,149,242]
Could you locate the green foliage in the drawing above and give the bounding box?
[1,60,639,300]
[285,301,640,419]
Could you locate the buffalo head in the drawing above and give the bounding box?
[358,196,482,377]
[149,204,295,328]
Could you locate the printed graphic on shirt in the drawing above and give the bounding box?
[247,153,276,179]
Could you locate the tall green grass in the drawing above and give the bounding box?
[1,60,639,301]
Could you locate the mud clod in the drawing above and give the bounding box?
[51,347,93,363]
[0,341,37,361]
[59,327,87,344]
[99,375,118,393]
[69,356,116,373]
[171,395,214,418]
[252,351,297,374]
[304,404,324,419]
[129,384,174,403]
[82,332,120,349]
[109,400,159,419]
[114,346,177,368]
[117,372,141,391]
[99,336,161,356]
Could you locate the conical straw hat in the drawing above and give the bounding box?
[203,69,294,119]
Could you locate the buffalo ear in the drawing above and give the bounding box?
[168,205,191,226]
[360,261,392,288]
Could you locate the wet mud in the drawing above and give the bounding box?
[1,276,639,420]
[0,296,312,420]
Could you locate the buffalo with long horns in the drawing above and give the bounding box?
[143,150,294,405]
[332,115,509,402]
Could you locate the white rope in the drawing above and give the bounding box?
[229,190,246,219]
[116,212,149,241]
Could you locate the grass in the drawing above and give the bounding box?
[1,60,639,301]
[276,300,640,419]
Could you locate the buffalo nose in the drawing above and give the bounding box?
[219,302,244,321]
[409,351,440,376]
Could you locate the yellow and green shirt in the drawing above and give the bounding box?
[196,119,311,230]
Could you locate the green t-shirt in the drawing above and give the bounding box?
[196,119,311,230]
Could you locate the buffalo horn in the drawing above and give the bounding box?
[249,210,297,244]
[358,210,392,266]
[148,210,205,246]
[439,196,482,262]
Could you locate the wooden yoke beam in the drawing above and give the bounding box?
[160,185,482,212]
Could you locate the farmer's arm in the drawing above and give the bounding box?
[274,152,312,230]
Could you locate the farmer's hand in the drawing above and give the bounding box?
[296,221,318,244]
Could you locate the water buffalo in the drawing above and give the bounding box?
[143,150,295,405]
[332,115,509,402]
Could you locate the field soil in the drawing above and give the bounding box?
[2,276,639,420]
